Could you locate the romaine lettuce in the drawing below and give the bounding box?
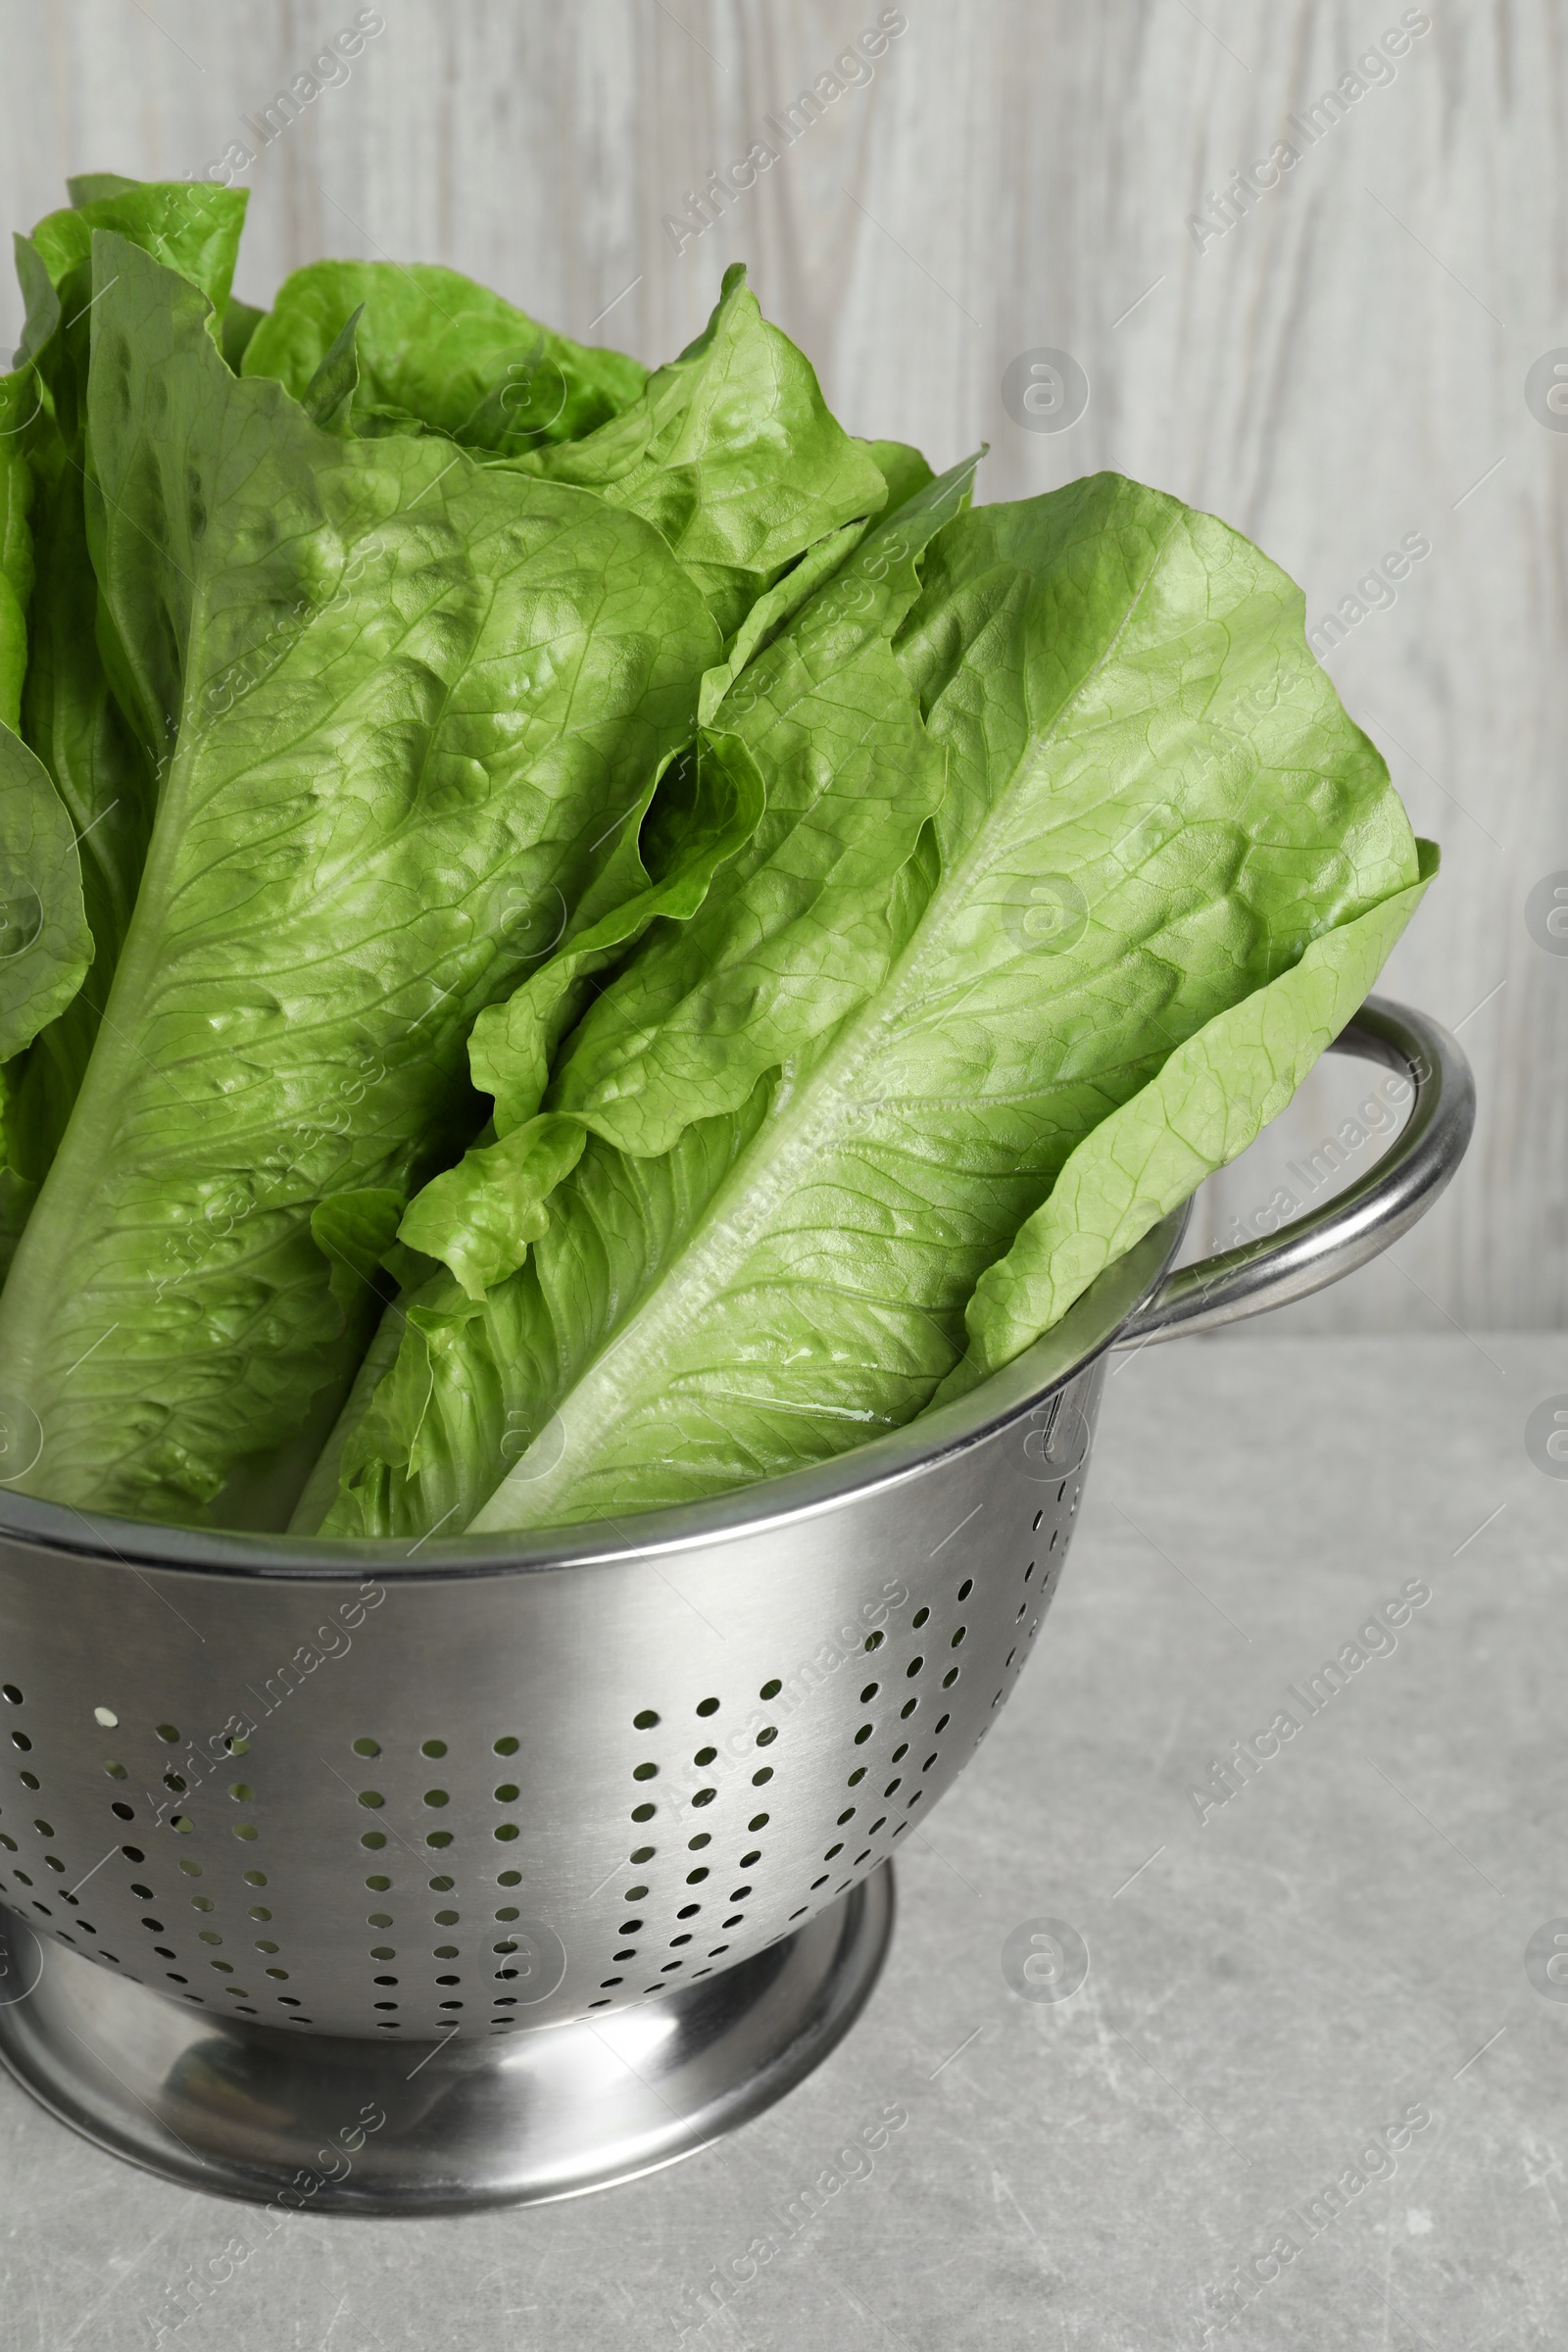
[7,182,253,1215]
[0,232,724,1521]
[311,473,1428,1539]
[0,180,1435,1543]
[242,258,649,453]
[504,266,890,642]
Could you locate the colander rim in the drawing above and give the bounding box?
[0,1210,1187,1584]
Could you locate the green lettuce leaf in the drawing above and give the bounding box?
[0,722,91,1059]
[334,470,1422,1538]
[0,232,720,1523]
[858,436,936,513]
[468,732,770,1124]
[28,179,247,323]
[933,839,1435,1394]
[389,454,979,1302]
[309,1088,774,1541]
[10,432,152,1163]
[0,364,35,730]
[220,296,266,375]
[500,453,977,1145]
[0,355,41,1273]
[0,718,92,1277]
[689,434,934,728]
[510,266,891,641]
[65,172,149,208]
[396,731,769,1298]
[298,304,363,431]
[0,1063,34,1282]
[5,182,255,1201]
[299,458,980,1536]
[247,263,893,650]
[261,261,878,745]
[696,521,865,727]
[10,236,59,371]
[310,1185,406,1315]
[242,259,649,452]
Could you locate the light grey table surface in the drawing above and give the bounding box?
[3,1330,1563,2352]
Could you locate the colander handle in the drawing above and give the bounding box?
[1113,994,1475,1348]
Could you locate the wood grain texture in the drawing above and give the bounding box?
[0,0,1555,1333]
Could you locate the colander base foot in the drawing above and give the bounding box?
[0,1867,894,2214]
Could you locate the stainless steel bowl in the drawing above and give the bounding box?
[0,998,1473,2211]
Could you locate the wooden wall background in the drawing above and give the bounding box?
[0,0,1557,1334]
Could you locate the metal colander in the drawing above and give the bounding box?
[0,999,1471,2211]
